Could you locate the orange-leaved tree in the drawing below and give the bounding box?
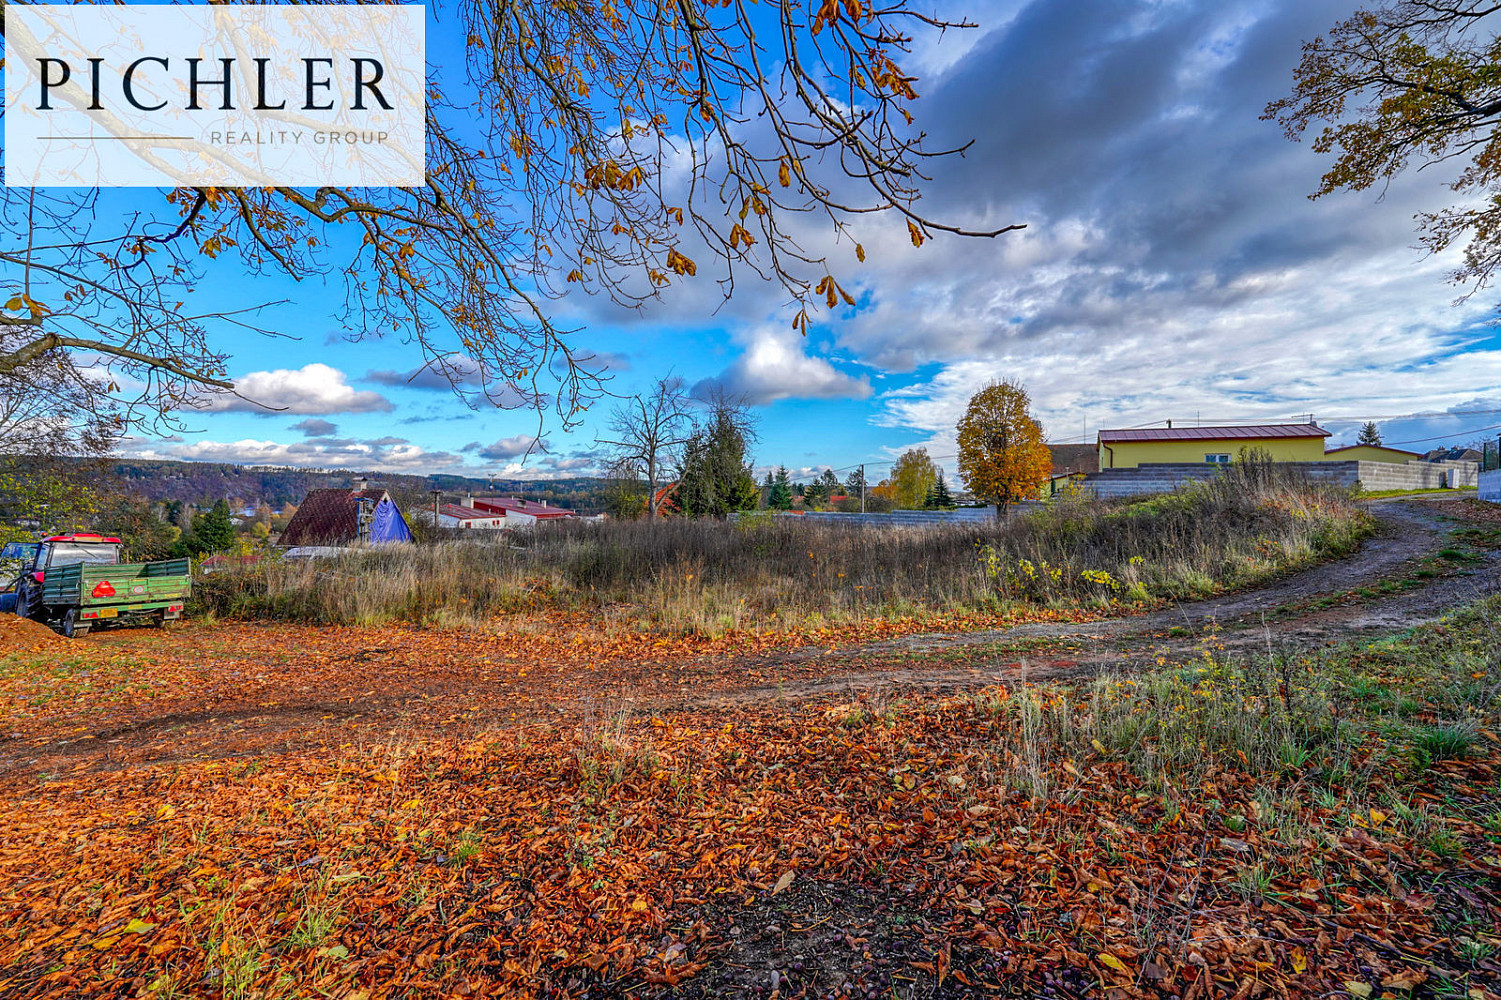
[956,380,1051,517]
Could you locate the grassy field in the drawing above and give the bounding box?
[196,466,1371,634]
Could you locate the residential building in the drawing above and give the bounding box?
[1096,423,1330,469]
[468,496,575,524]
[412,503,510,530]
[280,482,414,546]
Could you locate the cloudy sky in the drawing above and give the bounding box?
[126,0,1501,483]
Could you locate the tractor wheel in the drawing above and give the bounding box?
[61,609,91,639]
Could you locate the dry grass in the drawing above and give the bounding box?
[196,464,1371,633]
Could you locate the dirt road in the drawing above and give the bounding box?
[686,495,1501,706]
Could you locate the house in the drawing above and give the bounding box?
[413,502,509,530]
[1097,423,1331,469]
[279,482,414,547]
[1324,444,1422,464]
[468,496,575,525]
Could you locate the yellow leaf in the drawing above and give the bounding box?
[123,919,156,934]
[1091,739,1107,754]
[156,804,176,820]
[855,243,865,263]
[1097,953,1128,974]
[1369,809,1386,826]
[908,220,924,247]
[1345,983,1372,998]
[1291,946,1307,973]
[630,898,648,912]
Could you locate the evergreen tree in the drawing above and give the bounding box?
[676,401,760,518]
[802,476,828,509]
[925,472,955,509]
[1357,421,1382,447]
[767,467,794,510]
[844,466,867,499]
[191,499,236,554]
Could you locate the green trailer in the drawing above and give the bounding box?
[8,533,191,638]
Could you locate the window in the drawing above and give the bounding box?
[1205,453,1231,465]
[42,542,120,568]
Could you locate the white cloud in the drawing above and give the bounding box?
[693,326,872,405]
[202,364,393,415]
[471,434,546,460]
[128,436,461,473]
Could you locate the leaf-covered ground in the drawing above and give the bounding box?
[1,500,1498,1000]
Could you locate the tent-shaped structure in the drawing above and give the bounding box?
[280,488,413,547]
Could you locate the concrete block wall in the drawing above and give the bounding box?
[1082,459,1479,498]
[1481,469,1501,503]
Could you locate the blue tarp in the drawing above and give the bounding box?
[370,497,414,543]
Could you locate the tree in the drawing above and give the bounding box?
[191,499,235,555]
[675,396,759,518]
[767,467,795,510]
[924,472,955,510]
[1265,2,1501,295]
[886,448,939,509]
[956,380,1052,517]
[95,494,181,562]
[802,475,828,509]
[599,376,694,519]
[2,5,1022,432]
[845,466,868,503]
[1358,421,1383,446]
[602,458,650,519]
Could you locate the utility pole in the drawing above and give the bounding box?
[429,489,443,530]
[859,464,866,513]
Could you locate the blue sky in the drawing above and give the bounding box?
[122,0,1501,483]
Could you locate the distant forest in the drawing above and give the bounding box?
[102,459,611,512]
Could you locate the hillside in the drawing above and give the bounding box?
[103,458,611,512]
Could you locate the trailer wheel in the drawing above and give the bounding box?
[61,609,91,639]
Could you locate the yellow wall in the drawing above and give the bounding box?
[1324,445,1417,464]
[1098,436,1328,469]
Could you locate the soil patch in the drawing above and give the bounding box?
[564,878,1094,1000]
[0,616,64,652]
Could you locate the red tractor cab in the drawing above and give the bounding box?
[10,534,124,625]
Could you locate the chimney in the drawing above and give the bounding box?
[354,476,368,492]
[539,499,547,508]
[462,493,474,509]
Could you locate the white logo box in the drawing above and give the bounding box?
[5,4,425,187]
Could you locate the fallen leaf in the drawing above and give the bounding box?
[772,871,794,896]
[1098,953,1129,974]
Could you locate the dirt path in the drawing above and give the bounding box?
[683,496,1501,708]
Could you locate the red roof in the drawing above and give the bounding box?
[1098,423,1329,444]
[469,496,574,518]
[280,489,388,546]
[437,504,503,521]
[45,533,121,544]
[652,484,679,516]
